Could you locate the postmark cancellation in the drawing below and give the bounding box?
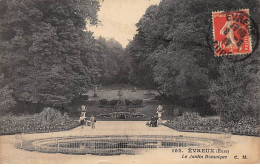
[212,9,252,56]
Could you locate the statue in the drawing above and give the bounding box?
[156,105,164,125]
[79,105,87,128]
[93,86,98,97]
[81,105,87,111]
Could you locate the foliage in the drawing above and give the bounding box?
[38,107,64,125]
[166,112,259,136]
[99,99,108,106]
[0,0,100,109]
[0,86,16,114]
[98,99,143,108]
[208,58,260,123]
[125,0,222,97]
[126,0,260,118]
[93,37,131,85]
[0,107,78,134]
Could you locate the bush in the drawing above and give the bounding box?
[173,108,182,116]
[0,107,78,135]
[132,99,143,106]
[109,99,118,106]
[0,86,16,115]
[117,99,125,106]
[125,99,132,106]
[99,99,108,106]
[38,107,64,126]
[98,99,144,108]
[155,95,163,101]
[165,112,259,136]
[78,95,89,102]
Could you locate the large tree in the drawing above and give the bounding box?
[93,37,124,85]
[127,0,221,102]
[209,55,260,123]
[127,0,260,116]
[0,0,100,112]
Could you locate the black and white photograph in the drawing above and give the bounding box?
[0,0,259,164]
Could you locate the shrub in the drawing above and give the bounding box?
[99,99,108,106]
[155,95,163,101]
[165,112,259,136]
[125,99,132,106]
[109,99,119,106]
[173,108,182,116]
[132,99,143,106]
[98,99,144,108]
[78,95,89,102]
[0,107,78,135]
[117,99,125,106]
[38,107,64,126]
[0,86,16,115]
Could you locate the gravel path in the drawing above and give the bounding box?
[0,121,259,164]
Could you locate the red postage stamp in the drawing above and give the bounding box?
[212,9,252,56]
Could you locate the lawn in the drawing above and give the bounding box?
[67,88,163,121]
[69,99,164,121]
[86,89,159,100]
[1,87,258,137]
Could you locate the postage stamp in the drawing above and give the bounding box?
[212,9,252,56]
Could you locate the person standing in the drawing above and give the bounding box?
[90,114,96,129]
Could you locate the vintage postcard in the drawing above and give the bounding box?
[0,0,259,164]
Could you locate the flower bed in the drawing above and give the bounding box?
[97,111,146,119]
[99,99,144,108]
[0,107,79,135]
[165,112,259,136]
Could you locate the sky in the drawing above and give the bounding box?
[87,0,161,48]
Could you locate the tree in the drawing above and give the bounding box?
[94,37,125,85]
[125,5,159,89]
[126,0,260,117]
[152,47,208,99]
[0,86,16,114]
[127,0,218,100]
[209,57,260,123]
[0,0,100,111]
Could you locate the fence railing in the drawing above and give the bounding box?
[15,134,231,156]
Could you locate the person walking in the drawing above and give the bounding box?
[90,114,96,129]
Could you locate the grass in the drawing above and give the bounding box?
[86,89,159,100]
[69,99,163,121]
[2,87,258,136]
[68,88,164,121]
[69,88,194,121]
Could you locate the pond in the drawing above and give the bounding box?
[16,135,225,155]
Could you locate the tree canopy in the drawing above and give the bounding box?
[126,0,260,117]
[93,37,124,85]
[0,0,100,110]
[0,0,259,121]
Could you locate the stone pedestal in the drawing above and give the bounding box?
[157,118,163,125]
